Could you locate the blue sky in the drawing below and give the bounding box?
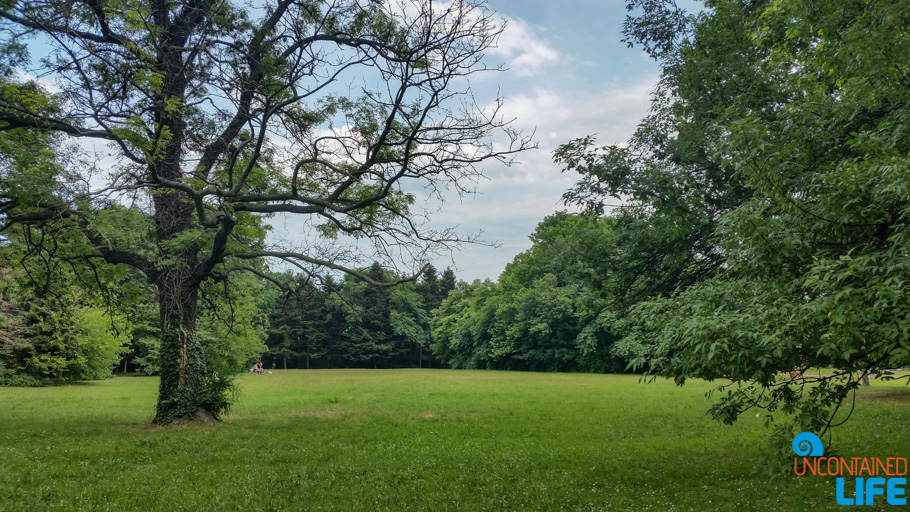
[13,0,662,283]
[421,0,661,281]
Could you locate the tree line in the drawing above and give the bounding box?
[2,216,638,384]
[261,263,455,371]
[3,220,637,380]
[431,213,628,374]
[0,246,461,383]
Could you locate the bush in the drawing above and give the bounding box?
[0,301,128,385]
[0,372,47,387]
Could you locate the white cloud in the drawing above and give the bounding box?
[487,17,559,77]
[469,75,657,193]
[14,69,61,93]
[505,79,656,147]
[423,75,659,281]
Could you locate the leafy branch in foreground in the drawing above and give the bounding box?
[557,0,910,441]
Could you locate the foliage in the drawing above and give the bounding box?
[124,273,268,383]
[128,305,163,376]
[431,213,630,373]
[0,243,130,385]
[257,265,453,370]
[131,336,161,376]
[416,264,456,314]
[430,279,500,369]
[0,298,130,385]
[155,328,227,425]
[326,263,430,368]
[263,273,329,369]
[197,274,270,376]
[557,0,910,438]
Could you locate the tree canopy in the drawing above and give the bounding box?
[260,265,445,370]
[557,0,910,439]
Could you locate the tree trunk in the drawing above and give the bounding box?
[306,353,310,370]
[152,270,216,425]
[148,103,220,425]
[283,355,287,370]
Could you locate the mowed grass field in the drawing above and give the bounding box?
[1,370,908,511]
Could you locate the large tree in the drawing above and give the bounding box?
[0,0,528,424]
[559,0,910,440]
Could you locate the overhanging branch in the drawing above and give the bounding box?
[229,250,428,287]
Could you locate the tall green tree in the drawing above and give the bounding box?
[330,263,398,367]
[196,273,269,376]
[431,213,628,372]
[560,0,910,438]
[430,279,501,369]
[265,273,328,370]
[0,240,132,385]
[417,264,442,311]
[439,268,457,301]
[0,0,528,423]
[328,262,429,368]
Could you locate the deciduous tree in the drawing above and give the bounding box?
[560,0,910,439]
[0,0,528,423]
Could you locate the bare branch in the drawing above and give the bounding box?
[230,250,428,287]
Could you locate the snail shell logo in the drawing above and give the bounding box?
[792,432,824,457]
[792,431,908,506]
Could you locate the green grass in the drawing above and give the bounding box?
[1,370,908,511]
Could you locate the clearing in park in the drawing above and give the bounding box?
[1,369,908,511]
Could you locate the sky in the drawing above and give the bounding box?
[415,0,661,282]
[12,0,662,283]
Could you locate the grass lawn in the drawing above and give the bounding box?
[1,370,908,511]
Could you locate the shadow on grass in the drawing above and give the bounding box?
[860,385,910,406]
